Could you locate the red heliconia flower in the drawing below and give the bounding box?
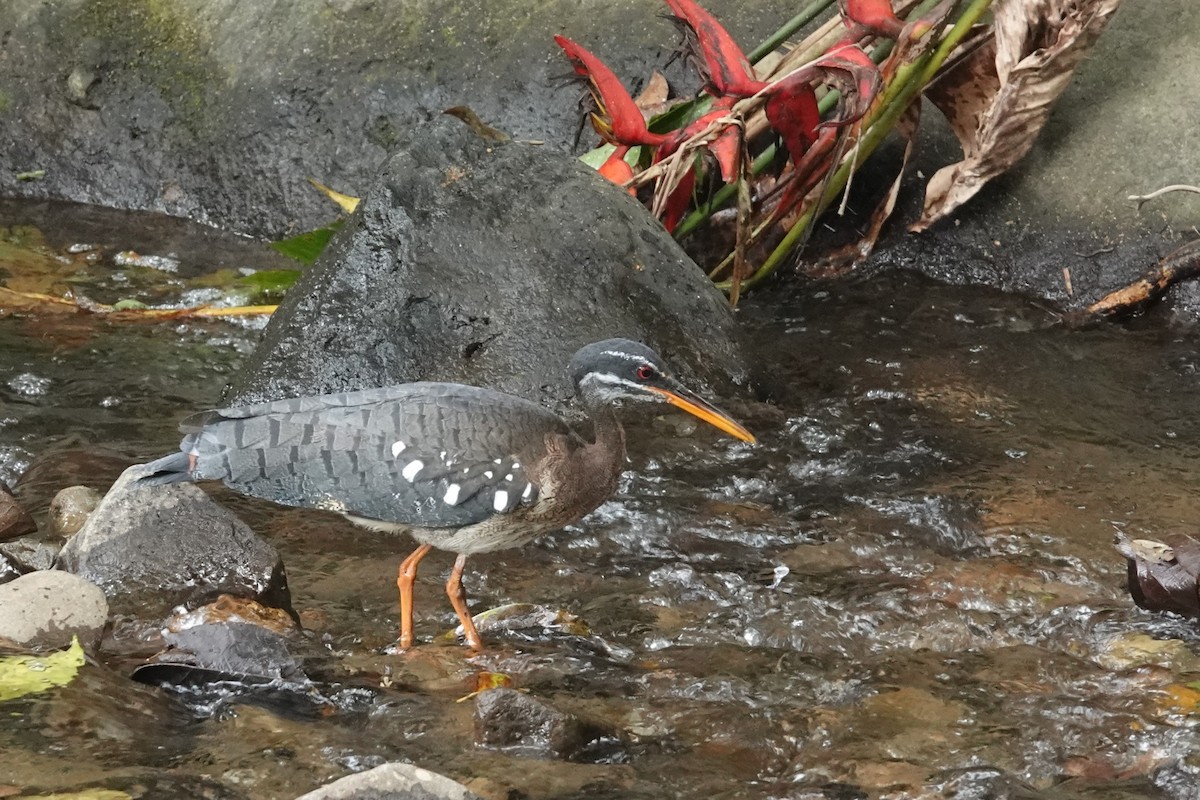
[656,97,742,183]
[660,169,697,233]
[764,44,881,164]
[555,35,668,148]
[764,78,821,166]
[838,0,905,39]
[663,0,767,98]
[598,147,638,195]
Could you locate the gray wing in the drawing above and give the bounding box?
[182,383,572,528]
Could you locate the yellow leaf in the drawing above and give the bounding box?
[24,791,132,796]
[307,178,360,214]
[0,636,86,702]
[1159,683,1200,716]
[26,791,132,799]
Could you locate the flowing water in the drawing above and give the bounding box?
[3,200,1200,799]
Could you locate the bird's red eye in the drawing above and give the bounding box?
[636,364,654,380]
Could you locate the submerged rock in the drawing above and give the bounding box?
[0,569,108,648]
[473,687,624,762]
[0,480,37,541]
[49,484,103,537]
[227,116,748,409]
[55,465,292,620]
[293,762,483,800]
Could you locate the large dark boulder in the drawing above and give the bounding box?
[228,117,749,407]
[0,0,795,238]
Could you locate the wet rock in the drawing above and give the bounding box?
[474,687,623,762]
[294,762,483,800]
[0,569,108,648]
[134,597,305,688]
[0,553,18,585]
[134,621,304,685]
[227,116,748,408]
[0,538,60,573]
[0,480,37,541]
[1097,633,1200,673]
[55,465,292,620]
[49,485,103,537]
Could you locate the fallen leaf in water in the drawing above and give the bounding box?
[912,0,1124,231]
[1116,532,1200,617]
[0,636,86,702]
[1158,683,1200,716]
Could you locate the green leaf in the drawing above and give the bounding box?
[270,221,343,265]
[233,269,300,303]
[0,636,86,702]
[111,298,148,310]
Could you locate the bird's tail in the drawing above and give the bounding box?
[134,450,195,486]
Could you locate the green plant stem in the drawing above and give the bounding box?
[720,0,993,292]
[748,0,836,63]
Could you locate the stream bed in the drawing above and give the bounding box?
[3,200,1200,799]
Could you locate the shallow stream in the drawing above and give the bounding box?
[3,200,1200,799]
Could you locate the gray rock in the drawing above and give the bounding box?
[228,117,748,408]
[0,480,37,541]
[49,485,103,537]
[55,465,292,620]
[294,763,483,800]
[0,538,60,573]
[0,569,108,648]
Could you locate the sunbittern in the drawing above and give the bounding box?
[139,339,755,649]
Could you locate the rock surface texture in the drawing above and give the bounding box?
[0,570,108,648]
[56,465,292,619]
[293,762,484,800]
[228,117,749,407]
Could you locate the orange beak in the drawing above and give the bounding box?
[647,386,757,444]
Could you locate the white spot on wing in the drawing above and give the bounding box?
[494,458,502,464]
[391,441,406,457]
[484,470,493,479]
[521,483,533,500]
[505,473,514,482]
[493,490,509,512]
[444,483,461,506]
[402,460,424,482]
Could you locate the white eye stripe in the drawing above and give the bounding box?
[601,350,649,363]
[402,460,424,482]
[444,483,461,505]
[391,441,406,457]
[521,482,533,500]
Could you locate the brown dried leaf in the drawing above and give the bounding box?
[634,70,673,119]
[911,0,1124,232]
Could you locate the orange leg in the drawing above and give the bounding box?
[396,543,433,648]
[446,553,483,650]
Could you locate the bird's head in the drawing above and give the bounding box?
[568,339,756,443]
